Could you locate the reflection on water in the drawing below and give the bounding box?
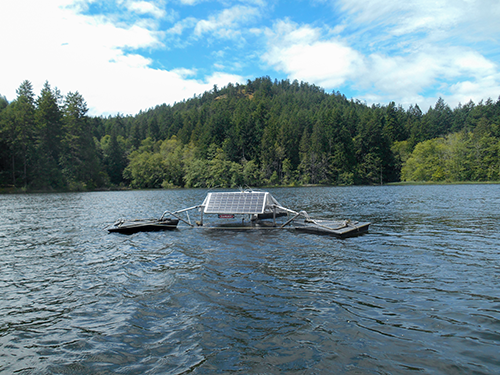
[1,185,499,374]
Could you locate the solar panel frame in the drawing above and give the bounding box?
[203,192,268,214]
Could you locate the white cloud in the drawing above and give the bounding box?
[110,53,153,69]
[193,5,261,39]
[261,1,500,109]
[171,68,197,78]
[167,4,264,46]
[0,0,245,115]
[178,0,199,5]
[127,1,166,18]
[338,0,500,43]
[261,13,500,111]
[454,51,496,75]
[352,44,499,108]
[167,17,197,35]
[449,75,500,106]
[76,65,244,114]
[262,20,362,88]
[2,0,499,115]
[204,71,245,88]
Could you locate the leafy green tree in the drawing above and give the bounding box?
[443,132,470,181]
[184,158,209,188]
[0,99,13,185]
[402,138,448,182]
[406,104,423,147]
[468,118,499,180]
[451,100,475,133]
[358,153,383,185]
[242,159,261,187]
[124,150,165,188]
[159,136,185,187]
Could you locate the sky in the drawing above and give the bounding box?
[1,0,500,116]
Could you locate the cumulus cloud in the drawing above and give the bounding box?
[262,21,362,87]
[340,0,500,107]
[354,46,499,109]
[2,0,498,115]
[0,0,245,115]
[127,1,166,18]
[261,1,500,109]
[193,5,261,39]
[77,65,244,114]
[1,0,160,110]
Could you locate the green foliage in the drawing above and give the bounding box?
[124,149,166,189]
[60,91,106,189]
[0,82,106,190]
[402,129,500,182]
[402,138,447,181]
[1,78,500,190]
[32,82,64,189]
[100,131,128,185]
[0,95,8,111]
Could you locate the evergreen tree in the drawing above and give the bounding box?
[0,95,8,111]
[101,129,127,185]
[34,81,64,189]
[60,91,104,189]
[11,80,36,187]
[2,77,500,190]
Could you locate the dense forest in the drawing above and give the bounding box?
[1,77,499,191]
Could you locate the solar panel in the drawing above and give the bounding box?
[203,192,267,214]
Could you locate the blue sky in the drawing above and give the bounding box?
[1,0,499,115]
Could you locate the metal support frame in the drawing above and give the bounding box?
[280,212,301,228]
[161,205,202,227]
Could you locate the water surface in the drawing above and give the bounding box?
[1,185,499,374]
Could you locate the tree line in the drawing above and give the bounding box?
[1,77,499,191]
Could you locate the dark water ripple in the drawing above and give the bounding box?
[1,185,499,374]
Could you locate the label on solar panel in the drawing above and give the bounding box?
[204,192,267,214]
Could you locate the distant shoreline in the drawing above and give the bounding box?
[2,181,500,194]
[387,181,500,186]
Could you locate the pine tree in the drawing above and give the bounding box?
[12,80,36,187]
[34,81,64,188]
[60,91,104,189]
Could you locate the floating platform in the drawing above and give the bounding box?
[107,190,370,238]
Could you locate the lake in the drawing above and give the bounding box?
[1,185,499,374]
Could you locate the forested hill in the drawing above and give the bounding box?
[1,77,500,191]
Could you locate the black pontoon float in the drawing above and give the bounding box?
[107,217,179,234]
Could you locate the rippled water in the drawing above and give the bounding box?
[1,185,499,374]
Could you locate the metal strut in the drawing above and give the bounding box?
[161,205,201,227]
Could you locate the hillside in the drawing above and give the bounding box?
[1,77,499,190]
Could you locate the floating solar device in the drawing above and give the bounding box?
[108,189,370,238]
[202,192,269,214]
